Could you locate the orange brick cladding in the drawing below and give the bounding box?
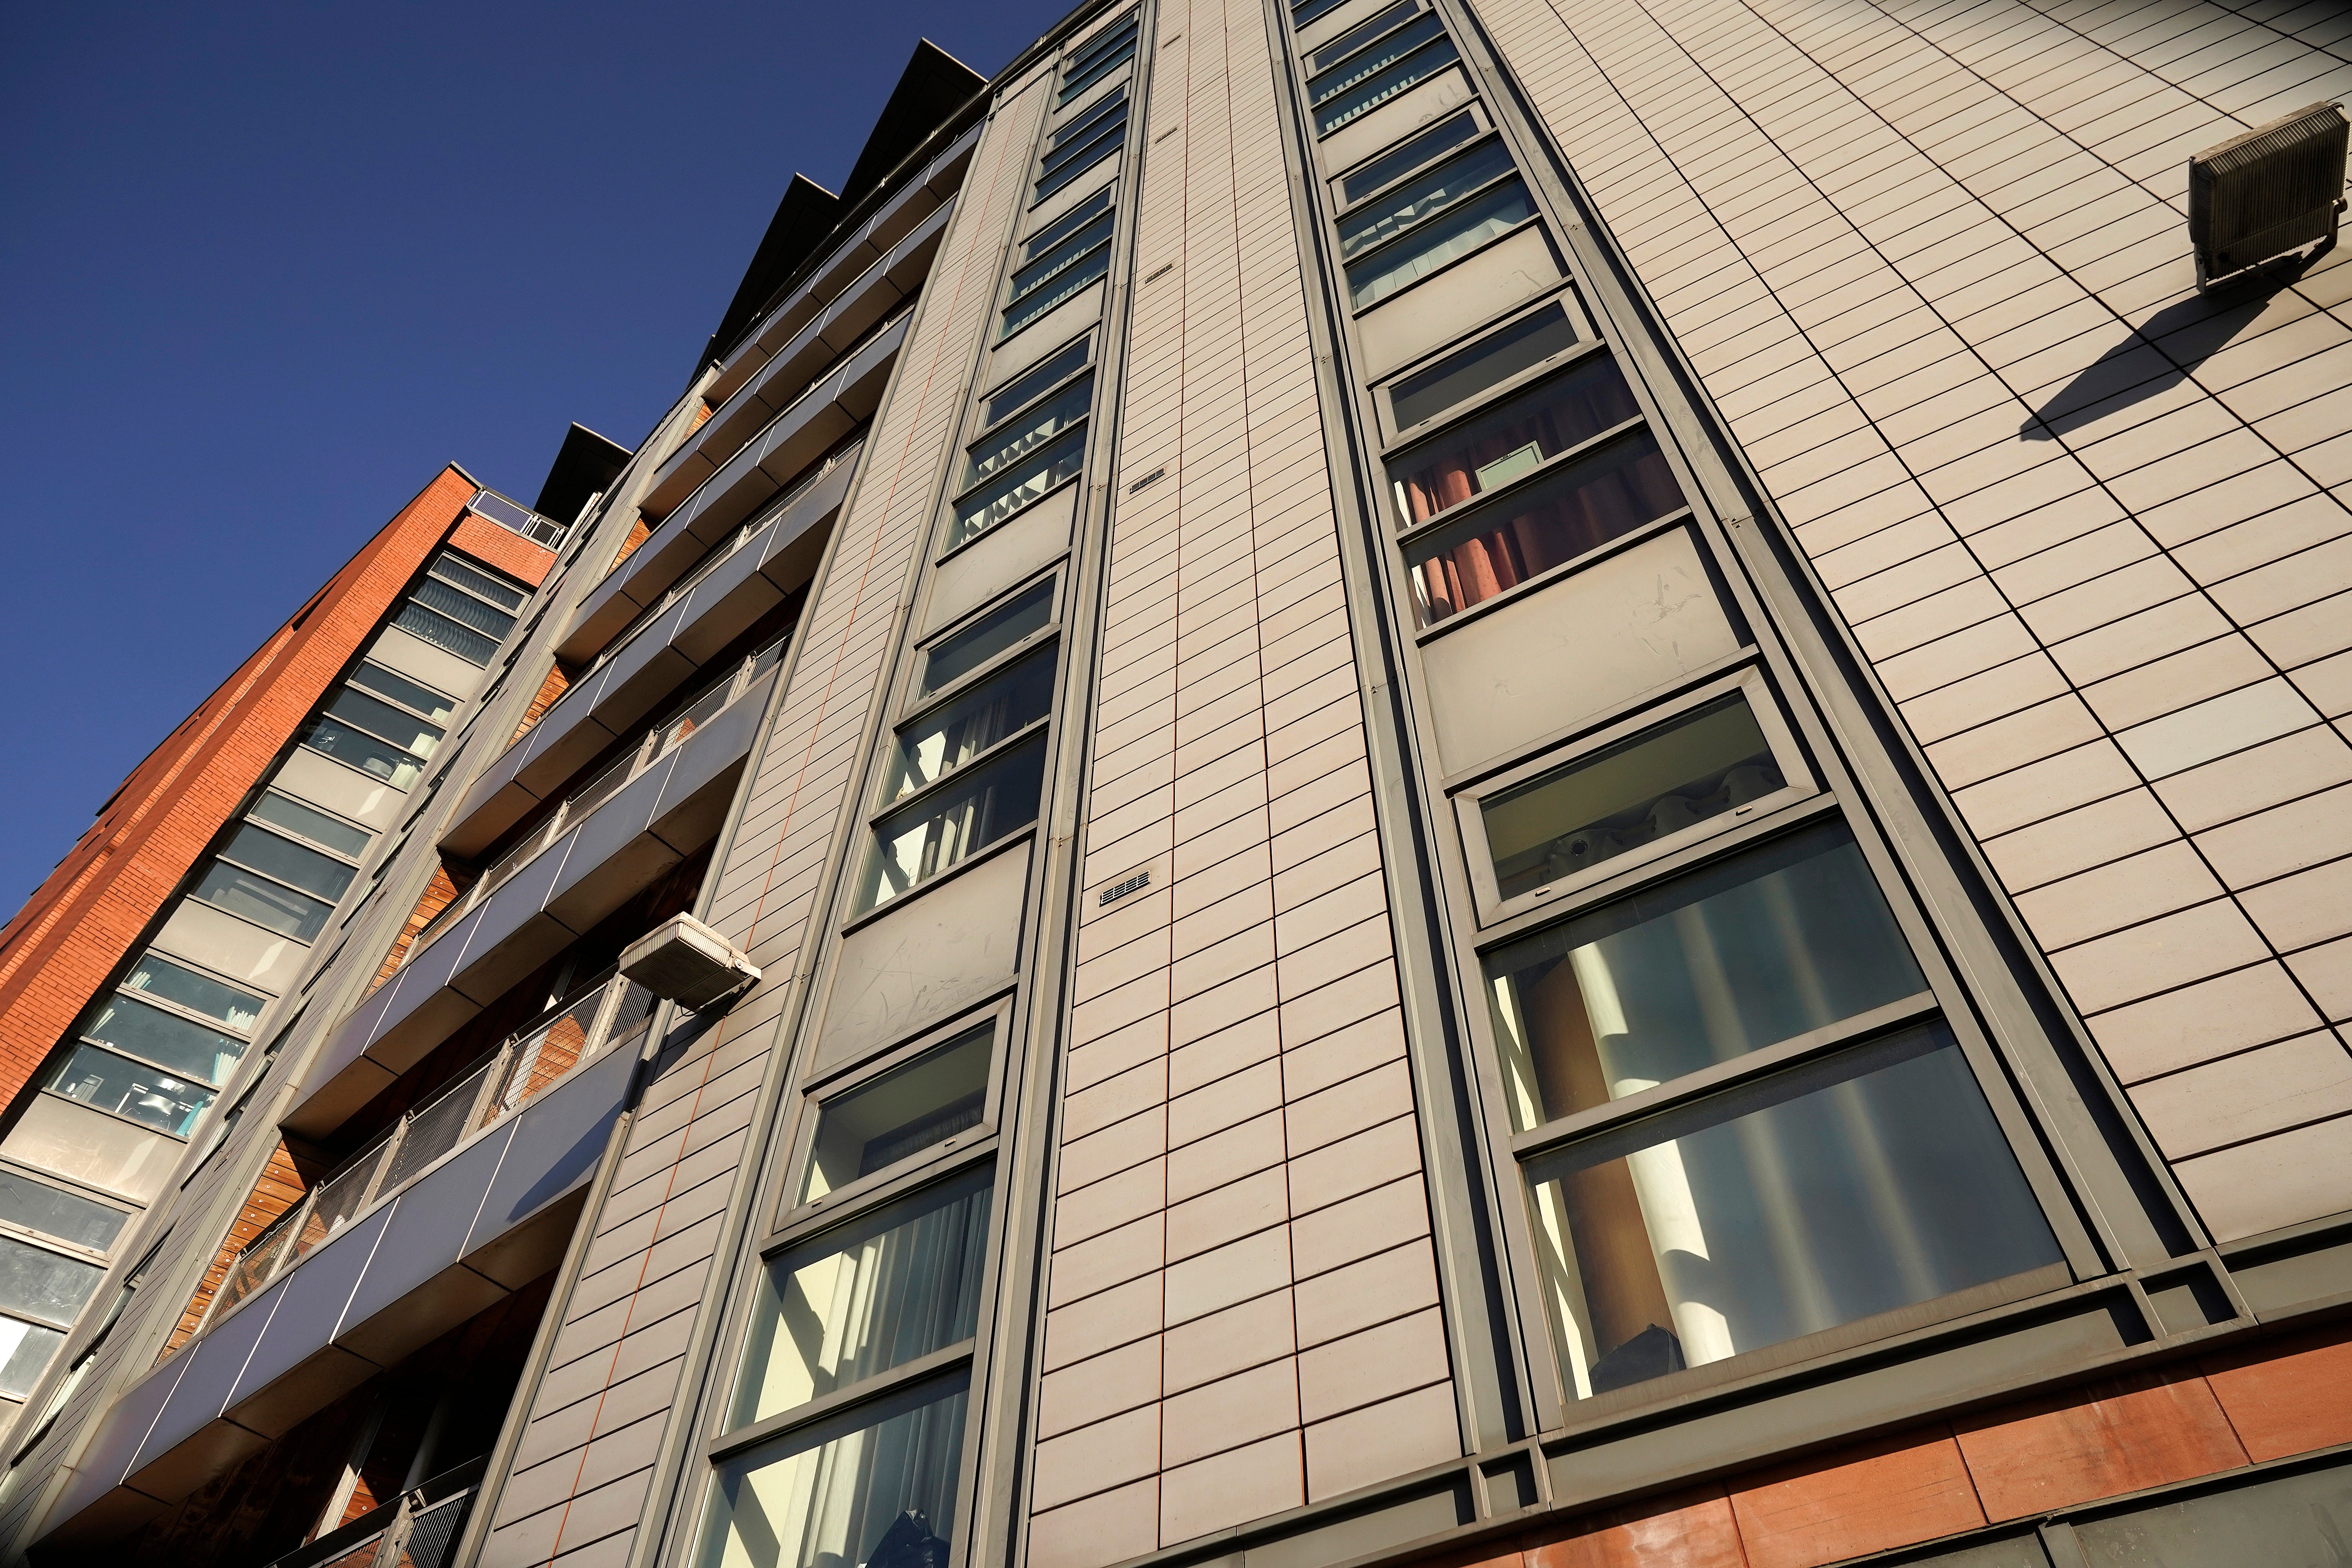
[447,512,557,589]
[161,1140,309,1358]
[1410,1326,2352,1568]
[0,468,482,1109]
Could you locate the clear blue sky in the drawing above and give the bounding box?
[0,0,1074,905]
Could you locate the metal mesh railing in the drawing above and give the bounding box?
[211,1210,300,1319]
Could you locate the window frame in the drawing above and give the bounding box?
[0,1162,134,1263]
[1056,13,1138,107]
[1450,665,1819,926]
[1304,6,1447,107]
[73,987,248,1090]
[40,1041,217,1140]
[214,818,361,907]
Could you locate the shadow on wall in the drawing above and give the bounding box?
[2020,238,2337,441]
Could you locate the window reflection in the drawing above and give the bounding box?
[77,993,244,1087]
[860,737,1046,909]
[1348,178,1534,307]
[1483,821,1924,1130]
[964,377,1093,492]
[1337,109,1479,206]
[1388,303,1579,432]
[1525,1029,2061,1398]
[1340,138,1514,262]
[799,1030,992,1205]
[1390,356,1643,526]
[121,952,263,1031]
[47,1044,214,1136]
[737,1170,991,1425]
[948,432,1084,549]
[921,583,1054,697]
[1480,693,1784,901]
[885,652,1054,803]
[1314,30,1459,134]
[981,337,1091,430]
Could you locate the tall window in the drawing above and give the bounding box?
[394,550,527,665]
[301,662,455,790]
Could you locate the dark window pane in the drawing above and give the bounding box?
[1389,356,1644,525]
[949,428,1085,549]
[1020,192,1114,268]
[801,1029,993,1203]
[250,793,372,858]
[1305,0,1419,75]
[1293,0,1352,27]
[0,1319,65,1399]
[1034,133,1122,203]
[301,714,423,788]
[348,661,455,723]
[1348,177,1534,307]
[1526,1029,2061,1398]
[1309,11,1443,105]
[1047,87,1127,156]
[923,583,1054,696]
[1338,111,1479,206]
[1406,430,1684,623]
[981,336,1091,431]
[1314,29,1458,134]
[859,736,1048,909]
[1389,303,1581,430]
[412,577,515,640]
[737,1168,992,1424]
[0,1238,101,1325]
[0,1175,126,1252]
[325,686,445,758]
[47,1044,215,1136]
[77,992,242,1085]
[699,1374,968,1568]
[121,952,263,1031]
[1483,693,1785,901]
[428,552,527,611]
[394,602,499,664]
[1003,241,1111,337]
[887,651,1055,802]
[193,862,334,942]
[1060,18,1138,103]
[965,376,1093,492]
[1341,138,1512,261]
[1008,216,1114,310]
[220,824,355,902]
[1484,821,1924,1130]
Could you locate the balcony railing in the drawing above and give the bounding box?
[467,488,568,548]
[403,637,785,967]
[202,973,655,1334]
[264,1458,485,1568]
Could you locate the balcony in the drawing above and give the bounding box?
[262,1458,483,1568]
[293,651,777,1137]
[33,977,649,1552]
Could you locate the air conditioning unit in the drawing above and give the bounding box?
[620,915,761,1010]
[2189,102,2348,288]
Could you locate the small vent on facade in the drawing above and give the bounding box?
[2189,101,2348,287]
[620,914,760,1010]
[1144,261,1175,281]
[1099,869,1151,906]
[1128,466,1167,493]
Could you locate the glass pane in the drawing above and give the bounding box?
[1042,106,1127,181]
[1036,136,1121,204]
[1390,357,1645,525]
[1340,138,1512,262]
[965,379,1092,497]
[886,652,1055,803]
[923,583,1054,696]
[1526,1029,2061,1399]
[1047,88,1126,157]
[948,430,1084,550]
[78,992,242,1085]
[1338,111,1479,206]
[193,862,333,942]
[0,1174,126,1252]
[430,552,528,611]
[303,714,423,788]
[120,952,263,1031]
[393,602,499,664]
[1009,214,1114,306]
[1388,303,1580,431]
[1482,694,1785,902]
[220,824,356,902]
[858,736,1048,909]
[1485,822,1924,1131]
[736,1170,992,1425]
[1004,242,1111,335]
[1060,21,1137,103]
[1348,178,1534,307]
[980,336,1091,430]
[349,661,456,724]
[1293,0,1352,27]
[326,686,445,759]
[412,577,515,640]
[1306,0,1419,74]
[0,1318,65,1399]
[1314,30,1458,134]
[49,1044,215,1136]
[251,793,372,858]
[0,1238,102,1325]
[1310,11,1444,104]
[1068,14,1138,74]
[1406,430,1683,624]
[800,1029,993,1205]
[699,1374,968,1568]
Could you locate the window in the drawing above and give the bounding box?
[0,1319,65,1401]
[799,1028,993,1205]
[119,953,263,1032]
[249,793,372,858]
[1523,1025,2062,1399]
[348,661,456,725]
[1042,87,1127,172]
[394,550,526,665]
[1292,0,1355,29]
[1002,229,1113,337]
[1472,688,1797,906]
[857,735,1048,910]
[920,581,1055,698]
[1338,109,1484,207]
[300,713,425,789]
[76,991,244,1087]
[323,686,445,760]
[1348,176,1535,307]
[1405,429,1684,624]
[1305,0,1421,74]
[1312,17,1459,134]
[47,1045,214,1136]
[1390,354,1643,525]
[964,375,1093,492]
[1340,134,1511,261]
[884,652,1055,803]
[192,862,333,942]
[218,823,356,904]
[1058,12,1137,105]
[1387,302,1581,432]
[979,334,1091,431]
[0,1174,127,1253]
[0,1237,101,1327]
[947,429,1085,550]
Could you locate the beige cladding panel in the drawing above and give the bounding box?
[1468,0,2352,1241]
[1027,2,1460,1565]
[1355,223,1563,375]
[813,843,1029,1073]
[473,75,1054,1568]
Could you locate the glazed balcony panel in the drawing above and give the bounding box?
[294,670,772,1138]
[34,1040,635,1552]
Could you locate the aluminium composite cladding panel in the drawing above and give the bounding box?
[1025,3,1461,1566]
[1463,0,2352,1242]
[471,76,1054,1568]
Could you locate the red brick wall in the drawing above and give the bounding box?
[446,512,557,589]
[0,468,480,1109]
[1426,1326,2352,1568]
[161,1140,311,1359]
[508,664,572,744]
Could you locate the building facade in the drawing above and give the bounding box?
[3,3,2349,1565]
[0,469,581,1428]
